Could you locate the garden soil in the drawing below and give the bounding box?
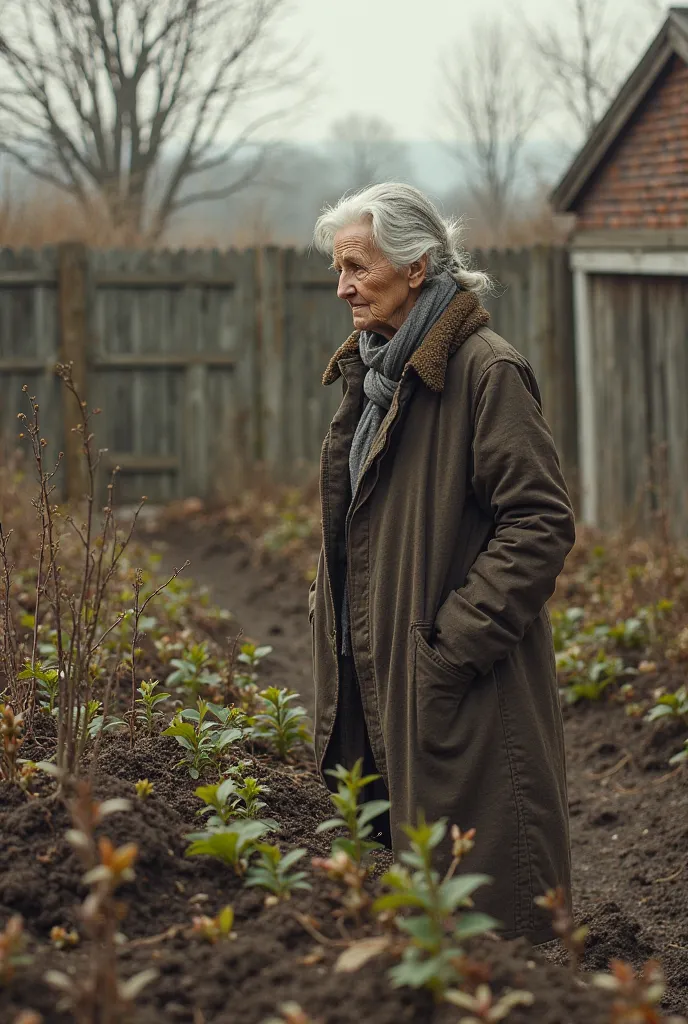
[1,525,687,1023]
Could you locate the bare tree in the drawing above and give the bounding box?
[329,114,411,193]
[442,22,542,239]
[0,0,310,239]
[527,0,631,138]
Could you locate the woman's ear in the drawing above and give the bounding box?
[407,254,428,289]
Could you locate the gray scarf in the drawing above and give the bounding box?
[341,270,458,655]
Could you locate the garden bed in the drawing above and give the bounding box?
[0,719,629,1024]
[2,454,688,1022]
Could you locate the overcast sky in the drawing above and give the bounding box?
[275,0,663,142]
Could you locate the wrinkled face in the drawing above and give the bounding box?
[332,222,426,340]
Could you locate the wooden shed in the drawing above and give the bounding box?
[551,7,688,536]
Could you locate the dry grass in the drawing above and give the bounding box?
[0,174,571,252]
[0,178,151,250]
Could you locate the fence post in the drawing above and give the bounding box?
[57,242,89,502]
[256,246,286,479]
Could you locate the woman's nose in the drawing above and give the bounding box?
[337,270,356,301]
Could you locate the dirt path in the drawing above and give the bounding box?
[150,522,315,713]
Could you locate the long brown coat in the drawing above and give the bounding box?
[309,292,575,944]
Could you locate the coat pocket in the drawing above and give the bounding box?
[412,623,472,757]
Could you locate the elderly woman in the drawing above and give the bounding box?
[309,183,575,944]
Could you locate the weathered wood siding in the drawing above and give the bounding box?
[0,243,578,513]
[587,273,688,535]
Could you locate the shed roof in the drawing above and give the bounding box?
[551,8,688,213]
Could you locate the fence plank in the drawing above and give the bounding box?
[58,243,89,501]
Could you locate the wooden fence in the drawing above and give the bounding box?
[0,244,576,505]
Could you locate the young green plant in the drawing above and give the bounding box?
[316,758,390,863]
[195,776,274,827]
[646,686,688,725]
[134,680,171,735]
[251,687,310,760]
[163,699,244,779]
[373,819,496,998]
[313,759,391,922]
[245,845,311,901]
[185,819,274,876]
[166,641,221,698]
[191,905,235,944]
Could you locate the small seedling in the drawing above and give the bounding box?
[50,926,80,950]
[373,818,496,998]
[234,642,273,692]
[17,660,59,713]
[534,887,587,971]
[135,779,154,800]
[135,680,171,734]
[559,652,624,705]
[167,641,221,698]
[444,984,534,1022]
[84,700,127,740]
[185,820,274,876]
[0,704,25,782]
[190,905,235,943]
[550,607,585,651]
[646,686,688,725]
[163,699,244,779]
[245,844,311,900]
[231,776,270,818]
[195,776,274,827]
[0,915,32,985]
[669,740,688,766]
[251,687,310,760]
[317,759,390,863]
[593,958,686,1024]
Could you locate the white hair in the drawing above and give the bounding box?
[312,182,491,296]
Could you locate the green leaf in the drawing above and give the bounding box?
[400,850,426,870]
[388,951,449,990]
[217,906,234,934]
[216,728,243,750]
[454,911,500,939]
[358,800,392,827]
[646,704,676,722]
[162,721,197,743]
[331,837,359,859]
[279,848,308,871]
[372,891,427,913]
[440,874,492,913]
[397,914,441,949]
[315,818,346,833]
[428,819,447,849]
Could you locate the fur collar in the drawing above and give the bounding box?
[322,290,490,393]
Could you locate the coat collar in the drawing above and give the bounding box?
[322,290,490,393]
